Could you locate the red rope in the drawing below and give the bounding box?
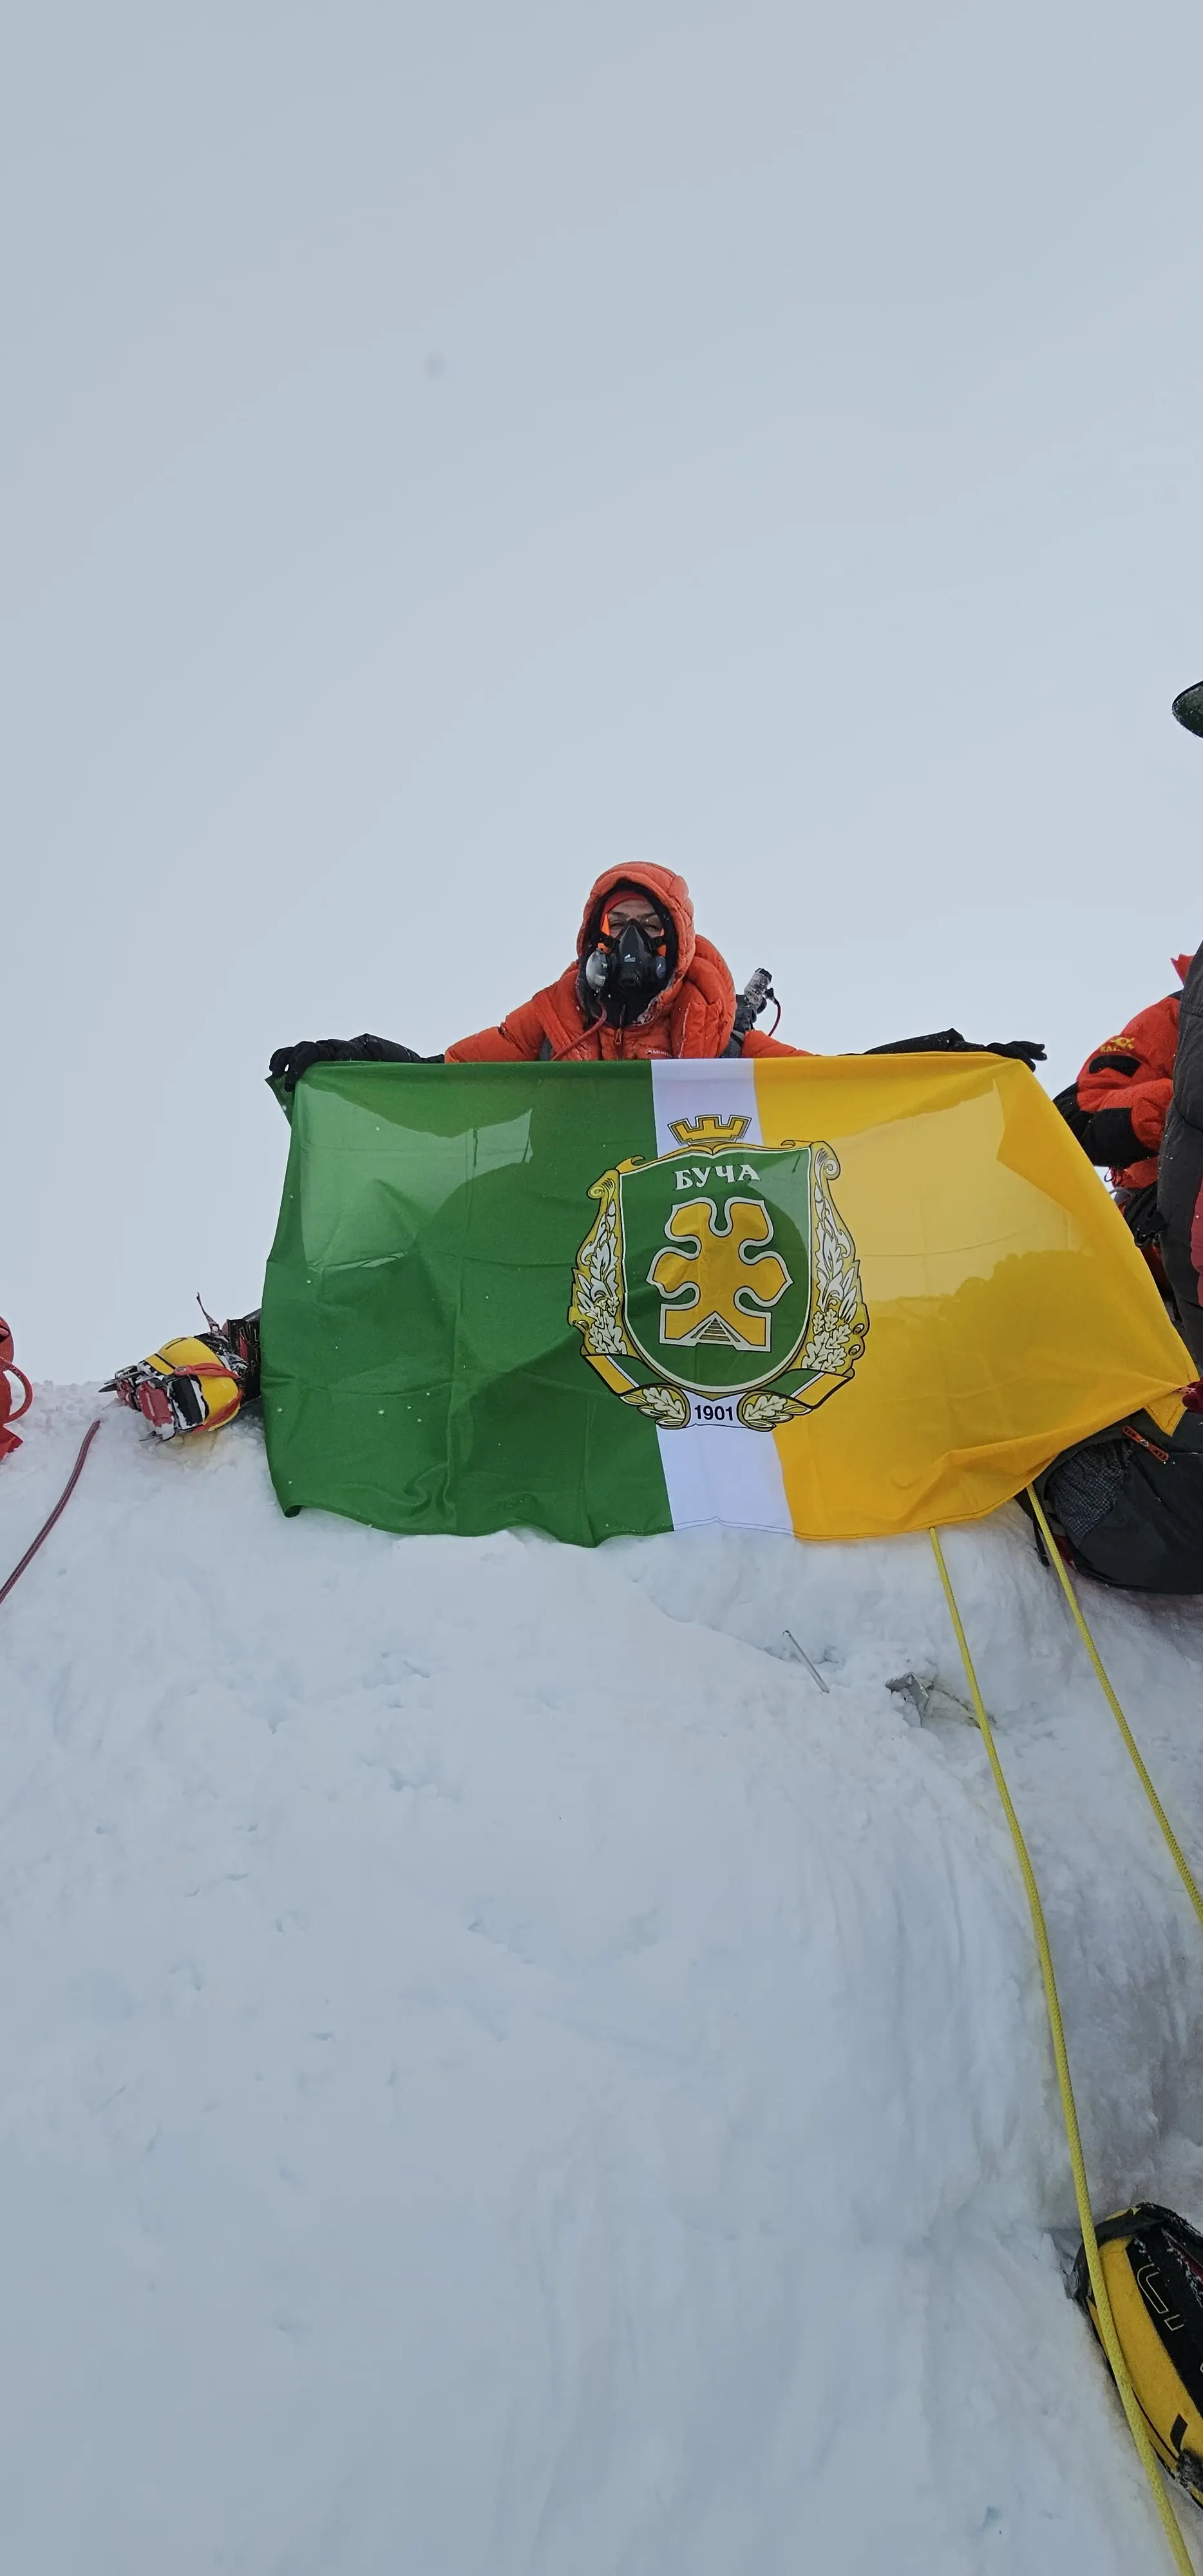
[0,1417,103,1609]
[3,1364,33,1423]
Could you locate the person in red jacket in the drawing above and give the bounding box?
[269,865,801,1084]
[268,859,1046,1088]
[1055,958,1194,1246]
[446,864,799,1063]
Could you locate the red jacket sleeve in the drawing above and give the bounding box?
[445,996,548,1063]
[741,1030,809,1058]
[1076,995,1179,1153]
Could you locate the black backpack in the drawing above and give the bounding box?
[1028,1408,1203,1593]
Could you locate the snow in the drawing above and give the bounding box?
[3,1388,1203,2573]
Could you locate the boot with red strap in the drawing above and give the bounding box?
[0,1319,33,1461]
[104,1310,261,1439]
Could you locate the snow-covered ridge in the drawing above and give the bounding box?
[3,1387,1203,2573]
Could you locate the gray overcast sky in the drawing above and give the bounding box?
[4,0,1202,1378]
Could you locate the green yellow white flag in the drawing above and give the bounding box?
[261,1054,1191,1543]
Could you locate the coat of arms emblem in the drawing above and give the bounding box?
[568,1113,869,1430]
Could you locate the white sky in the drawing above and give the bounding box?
[4,0,1202,1379]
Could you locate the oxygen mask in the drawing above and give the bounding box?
[583,900,673,1027]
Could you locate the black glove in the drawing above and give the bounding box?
[268,1034,424,1091]
[866,1028,1046,1071]
[984,1038,1047,1071]
[866,1027,971,1056]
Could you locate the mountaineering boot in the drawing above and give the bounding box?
[1072,2204,1203,2505]
[104,1311,261,1441]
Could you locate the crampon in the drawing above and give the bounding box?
[104,1309,261,1440]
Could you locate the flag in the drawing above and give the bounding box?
[261,1054,1191,1543]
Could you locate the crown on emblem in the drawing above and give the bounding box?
[667,1113,752,1147]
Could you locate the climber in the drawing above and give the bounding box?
[268,863,1046,1086]
[445,868,804,1064]
[269,866,797,1079]
[1050,696,1197,1256]
[1054,958,1194,1260]
[1025,685,1203,1573]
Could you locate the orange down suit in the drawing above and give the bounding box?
[446,865,802,1063]
[1074,958,1193,1188]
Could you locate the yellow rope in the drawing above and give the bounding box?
[929,1529,1195,2574]
[1025,1484,1203,1938]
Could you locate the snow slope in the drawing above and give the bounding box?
[3,1388,1203,2575]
